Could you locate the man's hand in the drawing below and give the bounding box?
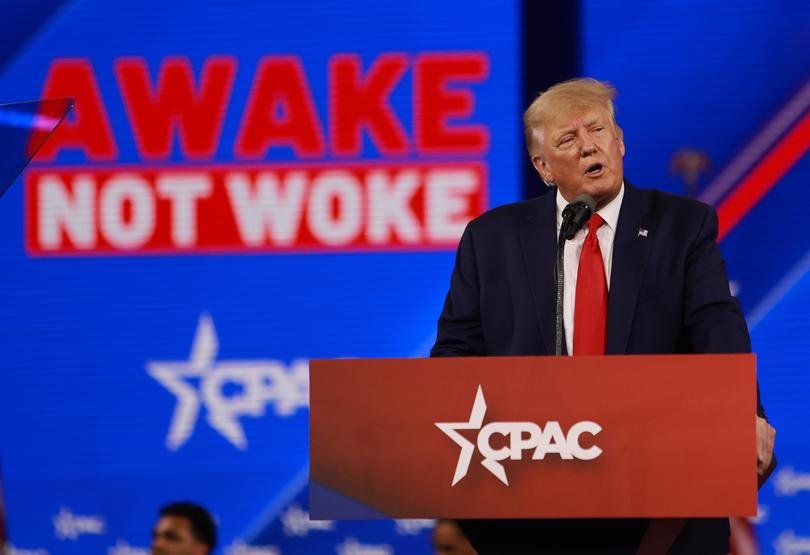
[756,415,776,475]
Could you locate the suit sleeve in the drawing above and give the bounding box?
[431,222,485,357]
[683,204,766,419]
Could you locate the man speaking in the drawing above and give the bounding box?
[431,78,776,554]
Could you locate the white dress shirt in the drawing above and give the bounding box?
[555,183,625,355]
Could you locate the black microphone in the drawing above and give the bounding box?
[561,194,597,240]
[555,193,596,355]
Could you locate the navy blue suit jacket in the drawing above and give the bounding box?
[431,183,761,554]
[432,182,751,359]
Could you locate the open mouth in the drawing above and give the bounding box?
[585,162,604,176]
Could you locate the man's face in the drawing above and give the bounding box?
[151,516,208,555]
[532,104,625,207]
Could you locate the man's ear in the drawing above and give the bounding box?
[532,155,554,185]
[616,125,625,157]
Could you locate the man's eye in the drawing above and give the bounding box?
[593,126,604,132]
[559,137,574,146]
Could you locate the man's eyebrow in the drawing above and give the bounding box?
[551,127,575,142]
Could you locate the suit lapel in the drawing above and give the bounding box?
[520,189,559,355]
[607,183,653,354]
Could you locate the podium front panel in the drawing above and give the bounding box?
[310,354,757,519]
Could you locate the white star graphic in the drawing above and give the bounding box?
[147,312,223,450]
[435,385,487,486]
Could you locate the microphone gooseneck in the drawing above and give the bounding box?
[555,194,597,355]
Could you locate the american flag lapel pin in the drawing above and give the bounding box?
[637,228,648,237]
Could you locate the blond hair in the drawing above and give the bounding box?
[523,78,618,155]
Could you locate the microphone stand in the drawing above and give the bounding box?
[555,226,567,356]
[555,195,595,356]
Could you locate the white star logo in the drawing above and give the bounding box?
[435,385,489,486]
[147,313,308,451]
[436,386,603,486]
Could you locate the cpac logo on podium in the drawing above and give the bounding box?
[436,385,602,486]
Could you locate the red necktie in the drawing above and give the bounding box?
[573,213,607,355]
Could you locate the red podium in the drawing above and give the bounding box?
[309,354,757,520]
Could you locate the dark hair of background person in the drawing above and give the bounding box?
[159,501,217,550]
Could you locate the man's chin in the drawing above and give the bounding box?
[580,180,621,207]
[558,176,621,204]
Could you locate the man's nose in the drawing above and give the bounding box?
[580,135,597,156]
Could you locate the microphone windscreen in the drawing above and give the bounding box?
[571,194,596,213]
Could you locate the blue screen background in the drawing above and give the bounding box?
[0,0,807,553]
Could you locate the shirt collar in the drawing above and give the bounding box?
[555,181,625,233]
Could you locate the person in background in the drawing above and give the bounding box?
[432,519,477,555]
[151,501,217,555]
